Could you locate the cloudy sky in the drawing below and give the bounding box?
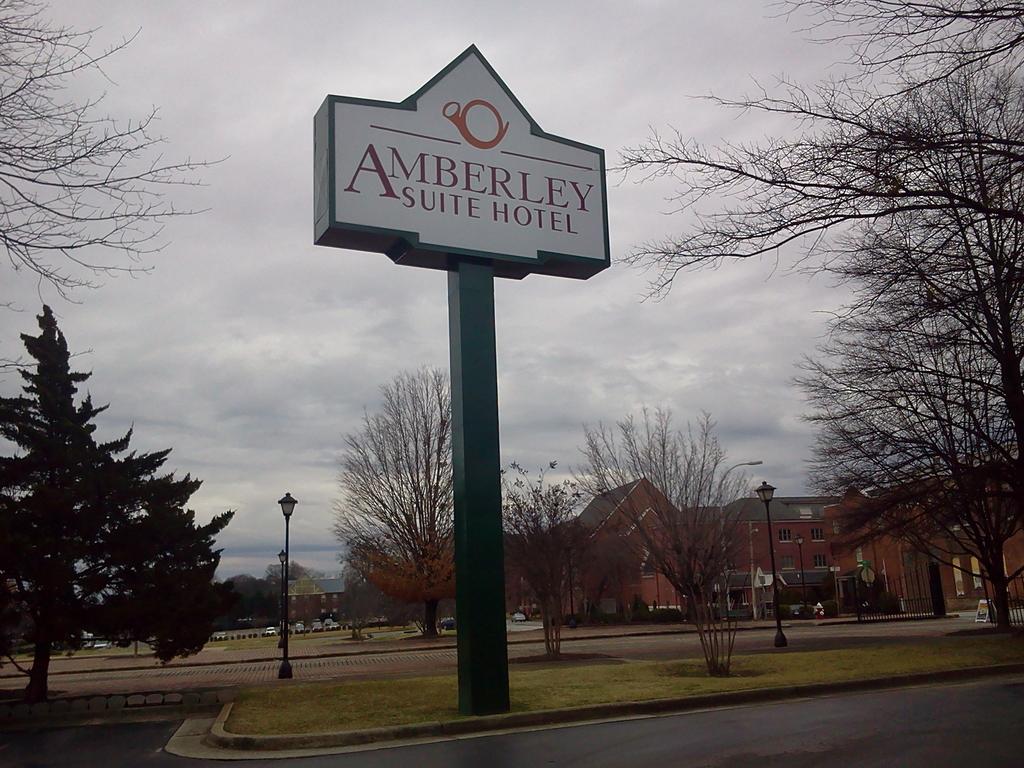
[1,1,851,577]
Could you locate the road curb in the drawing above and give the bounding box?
[206,662,1024,752]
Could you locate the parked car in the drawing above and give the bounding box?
[323,619,339,631]
[511,612,527,622]
[91,640,112,650]
[439,617,456,630]
[311,620,324,632]
[212,631,228,641]
[263,626,278,637]
[292,622,305,634]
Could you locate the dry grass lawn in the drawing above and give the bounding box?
[227,635,1024,735]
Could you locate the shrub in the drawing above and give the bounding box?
[650,608,683,622]
[631,595,650,620]
[822,600,839,618]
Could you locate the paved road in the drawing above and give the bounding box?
[0,619,977,698]
[3,675,1022,767]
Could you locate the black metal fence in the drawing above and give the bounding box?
[846,564,944,622]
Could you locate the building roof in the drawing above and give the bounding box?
[727,496,839,523]
[287,576,344,596]
[781,570,832,587]
[577,480,643,529]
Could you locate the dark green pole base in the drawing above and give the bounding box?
[448,258,510,716]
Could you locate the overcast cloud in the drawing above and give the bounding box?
[1,1,850,577]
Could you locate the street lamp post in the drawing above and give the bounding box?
[755,481,787,648]
[278,492,297,680]
[277,549,287,650]
[719,460,762,619]
[565,547,575,617]
[794,534,807,610]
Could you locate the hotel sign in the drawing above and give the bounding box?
[314,45,610,280]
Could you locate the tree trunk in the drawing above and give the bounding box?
[991,578,1012,631]
[24,641,50,704]
[983,552,1013,631]
[422,599,439,637]
[541,599,562,658]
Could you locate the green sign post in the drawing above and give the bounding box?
[449,259,508,713]
[314,46,610,715]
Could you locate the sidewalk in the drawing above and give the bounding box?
[2,618,865,680]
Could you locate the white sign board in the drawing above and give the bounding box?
[314,46,610,280]
[975,599,990,623]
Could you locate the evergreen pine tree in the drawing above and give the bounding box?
[0,307,234,702]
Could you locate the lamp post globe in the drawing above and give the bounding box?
[278,493,297,680]
[755,481,787,648]
[279,493,297,518]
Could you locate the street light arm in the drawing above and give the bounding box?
[718,460,763,502]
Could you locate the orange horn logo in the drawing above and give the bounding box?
[442,99,510,149]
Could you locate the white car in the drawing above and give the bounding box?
[511,612,527,622]
[293,622,305,634]
[263,626,278,637]
[311,620,324,632]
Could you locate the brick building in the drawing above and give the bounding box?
[824,489,1024,614]
[728,495,840,617]
[575,479,686,614]
[575,481,841,618]
[287,576,344,623]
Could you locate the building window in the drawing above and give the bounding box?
[952,557,965,596]
[781,555,795,570]
[813,554,827,568]
[778,528,792,542]
[811,527,824,542]
[970,557,983,589]
[641,548,655,577]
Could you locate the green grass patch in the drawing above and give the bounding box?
[227,635,1024,735]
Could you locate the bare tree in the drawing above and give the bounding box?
[798,81,1024,626]
[338,564,389,641]
[621,66,1024,296]
[787,1,1024,84]
[333,368,454,638]
[0,0,210,299]
[502,462,587,659]
[263,560,322,598]
[579,410,747,676]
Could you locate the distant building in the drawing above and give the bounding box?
[824,489,1024,613]
[576,479,691,615]
[729,495,840,617]
[575,477,1024,622]
[576,480,840,619]
[287,576,344,623]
